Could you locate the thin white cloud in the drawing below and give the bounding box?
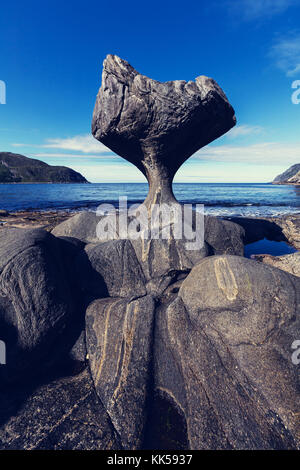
[226,125,264,138]
[193,142,300,164]
[12,134,113,155]
[229,0,299,20]
[73,142,300,182]
[33,152,118,160]
[11,143,29,147]
[11,135,300,183]
[270,33,300,76]
[69,163,146,183]
[175,163,285,183]
[41,134,111,154]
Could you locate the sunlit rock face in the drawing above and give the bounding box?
[92,54,236,207]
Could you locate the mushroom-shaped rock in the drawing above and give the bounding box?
[92,55,236,207]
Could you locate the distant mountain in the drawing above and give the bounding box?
[0,152,88,183]
[273,164,300,185]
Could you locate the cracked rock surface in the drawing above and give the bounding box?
[92,55,236,207]
[0,227,299,450]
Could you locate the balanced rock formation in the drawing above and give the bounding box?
[53,56,240,289]
[92,54,236,207]
[1,57,299,451]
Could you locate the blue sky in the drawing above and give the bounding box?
[1,0,300,182]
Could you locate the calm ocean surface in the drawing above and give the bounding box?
[0,183,299,217]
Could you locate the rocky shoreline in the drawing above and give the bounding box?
[272,182,300,186]
[0,209,73,231]
[0,208,299,450]
[272,164,300,186]
[1,208,299,248]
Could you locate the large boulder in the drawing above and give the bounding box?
[269,215,300,250]
[51,211,99,243]
[0,228,82,385]
[253,252,300,277]
[0,368,121,450]
[229,215,300,249]
[52,211,244,274]
[86,295,155,449]
[130,231,209,281]
[152,255,300,449]
[204,215,244,255]
[92,54,236,207]
[76,239,147,300]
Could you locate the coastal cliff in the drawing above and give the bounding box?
[273,164,300,185]
[0,152,88,183]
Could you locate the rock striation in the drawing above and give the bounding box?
[1,225,299,450]
[0,228,83,385]
[0,57,299,450]
[0,369,121,450]
[154,256,300,449]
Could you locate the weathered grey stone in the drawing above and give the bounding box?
[69,330,87,363]
[151,255,300,449]
[270,215,300,250]
[204,215,244,255]
[0,369,121,450]
[145,272,185,298]
[92,55,236,207]
[131,232,209,280]
[78,239,146,299]
[252,252,300,277]
[229,215,300,249]
[0,228,81,385]
[52,211,100,243]
[52,211,244,276]
[86,295,155,450]
[228,216,290,245]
